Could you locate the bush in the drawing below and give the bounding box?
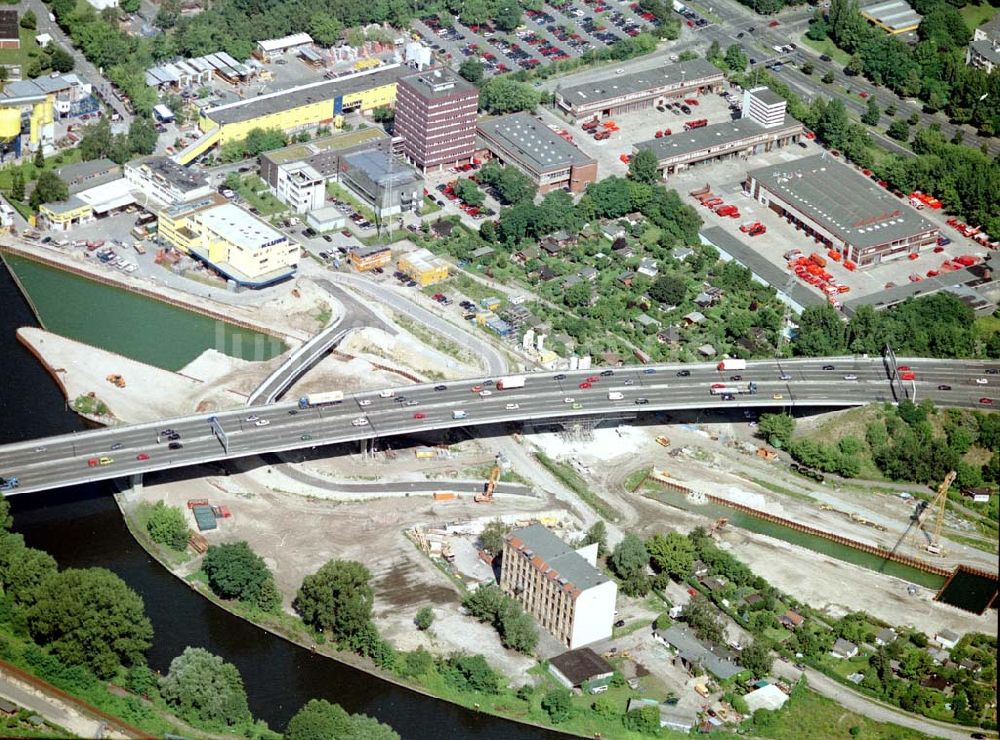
[144,501,189,551]
[541,687,573,723]
[415,606,434,631]
[439,654,502,694]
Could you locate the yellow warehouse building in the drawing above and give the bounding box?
[177,65,406,165]
[398,247,450,286]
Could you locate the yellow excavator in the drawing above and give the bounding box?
[475,465,501,504]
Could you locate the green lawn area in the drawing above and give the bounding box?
[450,273,508,307]
[762,688,928,739]
[800,36,852,66]
[960,3,996,32]
[0,28,42,71]
[764,626,792,643]
[231,175,286,216]
[421,195,441,215]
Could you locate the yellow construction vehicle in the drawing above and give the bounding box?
[655,436,670,447]
[923,470,956,555]
[475,465,500,503]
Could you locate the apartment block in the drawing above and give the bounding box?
[500,524,616,648]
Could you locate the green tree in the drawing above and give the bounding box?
[0,534,57,606]
[479,519,510,555]
[541,687,573,723]
[10,169,25,202]
[47,45,76,73]
[159,647,250,728]
[452,178,485,207]
[724,44,748,72]
[801,61,815,75]
[648,273,687,306]
[498,606,538,653]
[758,413,796,447]
[459,59,485,85]
[27,568,153,678]
[793,304,847,356]
[144,501,189,551]
[479,77,541,114]
[293,559,374,643]
[33,147,45,170]
[285,699,399,740]
[127,117,158,156]
[20,10,37,29]
[440,654,501,694]
[822,70,835,84]
[887,119,910,141]
[861,97,880,126]
[400,647,434,677]
[580,519,608,557]
[845,54,864,76]
[740,639,774,678]
[121,0,141,12]
[623,704,661,734]
[680,593,725,644]
[609,533,650,596]
[494,0,523,31]
[309,12,343,47]
[414,606,434,631]
[203,541,280,611]
[646,531,693,580]
[628,148,660,185]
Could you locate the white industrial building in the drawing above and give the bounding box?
[124,156,212,208]
[273,161,327,213]
[500,524,616,649]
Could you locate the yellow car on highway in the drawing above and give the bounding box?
[772,393,784,400]
[99,456,114,465]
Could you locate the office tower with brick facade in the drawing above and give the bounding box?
[394,67,479,173]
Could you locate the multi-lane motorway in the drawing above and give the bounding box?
[1,357,995,495]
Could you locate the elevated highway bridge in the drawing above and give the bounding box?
[1,356,995,496]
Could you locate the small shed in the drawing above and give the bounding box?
[0,699,17,716]
[831,638,859,659]
[875,628,897,646]
[548,647,614,689]
[697,343,716,358]
[743,684,789,714]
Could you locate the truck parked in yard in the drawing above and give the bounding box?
[496,375,526,390]
[298,391,344,408]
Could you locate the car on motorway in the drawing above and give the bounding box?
[247,415,260,422]
[779,373,792,381]
[352,417,369,426]
[601,370,614,377]
[301,434,313,441]
[987,368,999,375]
[288,409,298,415]
[563,397,575,404]
[643,368,656,374]
[479,390,493,397]
[379,390,395,398]
[434,384,448,391]
[87,458,98,467]
[772,393,784,400]
[136,453,150,461]
[711,383,726,388]
[413,412,426,419]
[677,370,691,377]
[255,419,270,427]
[359,399,372,406]
[33,446,46,453]
[111,442,123,450]
[505,403,520,410]
[623,378,635,386]
[98,457,113,465]
[730,374,742,381]
[471,385,483,392]
[405,400,419,406]
[820,53,832,61]
[168,442,183,450]
[822,365,835,370]
[635,398,649,405]
[975,378,989,385]
[585,376,598,383]
[937,385,951,391]
[579,381,592,389]
[843,374,858,380]
[572,403,583,409]
[554,373,566,380]
[160,428,175,437]
[980,397,994,405]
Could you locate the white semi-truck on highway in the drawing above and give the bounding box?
[298,391,344,409]
[710,382,758,395]
[496,375,526,390]
[717,359,747,371]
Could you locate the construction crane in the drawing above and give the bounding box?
[922,470,956,555]
[475,465,501,504]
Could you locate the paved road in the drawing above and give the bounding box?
[0,670,111,739]
[2,356,995,495]
[323,272,511,376]
[772,662,974,740]
[26,0,133,125]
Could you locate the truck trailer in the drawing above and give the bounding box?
[298,391,345,409]
[496,375,526,390]
[717,359,747,371]
[710,382,758,395]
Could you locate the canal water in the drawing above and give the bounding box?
[644,489,948,590]
[3,254,286,371]
[0,261,559,739]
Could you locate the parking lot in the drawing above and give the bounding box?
[413,0,666,76]
[661,144,992,304]
[543,87,738,178]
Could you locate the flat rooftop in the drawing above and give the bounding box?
[477,112,596,173]
[557,59,723,108]
[204,65,405,126]
[507,524,609,595]
[861,0,922,30]
[635,115,802,163]
[262,128,388,166]
[343,149,421,187]
[399,66,478,100]
[748,154,937,250]
[748,86,785,107]
[197,203,286,250]
[132,156,209,190]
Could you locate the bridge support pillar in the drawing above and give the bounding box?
[123,474,143,503]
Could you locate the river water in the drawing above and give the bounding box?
[0,259,559,739]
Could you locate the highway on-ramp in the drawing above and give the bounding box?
[1,357,995,496]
